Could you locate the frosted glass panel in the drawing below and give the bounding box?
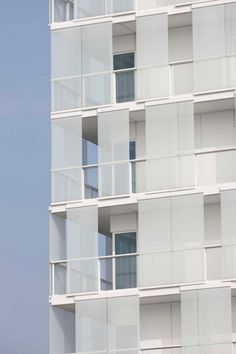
[50,214,66,262]
[76,299,107,353]
[98,110,129,197]
[181,290,199,346]
[138,197,171,253]
[66,206,98,260]
[52,116,82,202]
[225,3,236,55]
[50,307,75,354]
[222,245,236,279]
[172,62,193,95]
[76,0,105,19]
[193,6,225,60]
[198,287,232,344]
[172,249,205,284]
[51,27,81,79]
[181,287,232,353]
[146,101,194,191]
[108,296,139,351]
[82,23,112,75]
[136,13,169,100]
[51,22,112,110]
[67,259,98,293]
[171,194,204,250]
[52,117,82,170]
[221,189,236,245]
[139,252,172,287]
[112,0,134,13]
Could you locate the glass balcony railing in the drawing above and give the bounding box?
[50,253,137,295]
[51,147,236,203]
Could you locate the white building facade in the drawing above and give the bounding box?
[49,1,236,353]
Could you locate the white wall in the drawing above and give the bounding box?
[113,34,135,54]
[204,203,221,245]
[169,25,193,62]
[110,213,137,233]
[195,110,236,149]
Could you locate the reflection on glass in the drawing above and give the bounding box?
[115,232,136,255]
[116,71,135,103]
[82,138,98,165]
[99,233,112,257]
[84,166,98,199]
[54,262,67,294]
[100,258,113,290]
[116,256,137,289]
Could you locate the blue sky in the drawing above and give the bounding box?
[0,1,50,353]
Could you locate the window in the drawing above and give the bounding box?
[83,138,98,198]
[99,231,137,290]
[130,141,136,193]
[114,53,135,103]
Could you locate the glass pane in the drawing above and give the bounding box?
[100,258,113,290]
[54,0,67,22]
[112,0,134,13]
[50,307,75,354]
[108,296,139,351]
[130,141,136,160]
[181,290,199,347]
[76,0,105,19]
[131,162,136,193]
[115,256,136,289]
[222,245,236,279]
[137,66,169,100]
[172,249,205,284]
[221,189,236,245]
[139,252,171,287]
[114,162,130,195]
[52,77,82,111]
[99,233,112,257]
[67,259,98,293]
[52,116,82,170]
[171,194,204,250]
[67,206,98,260]
[49,213,66,262]
[76,299,108,353]
[115,232,136,255]
[114,53,135,70]
[82,22,112,75]
[84,167,98,199]
[193,5,225,60]
[82,138,98,166]
[54,262,67,294]
[52,168,82,203]
[172,62,193,95]
[83,72,112,108]
[225,3,236,56]
[116,71,135,103]
[138,197,171,253]
[198,287,232,345]
[51,26,81,80]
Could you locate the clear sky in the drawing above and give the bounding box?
[0,1,50,353]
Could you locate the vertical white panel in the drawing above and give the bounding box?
[51,26,82,110]
[66,206,98,293]
[76,299,107,353]
[225,3,236,56]
[146,101,194,192]
[171,194,204,250]
[76,0,105,19]
[139,197,171,252]
[50,213,66,262]
[221,189,236,245]
[206,247,222,280]
[172,249,205,284]
[98,109,130,197]
[181,290,199,347]
[50,307,75,354]
[193,5,225,60]
[139,252,172,287]
[136,13,169,100]
[108,296,139,351]
[67,206,98,260]
[52,116,82,203]
[82,22,112,107]
[221,189,236,279]
[181,287,232,353]
[198,287,232,345]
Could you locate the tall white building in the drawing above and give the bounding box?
[49,1,236,354]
